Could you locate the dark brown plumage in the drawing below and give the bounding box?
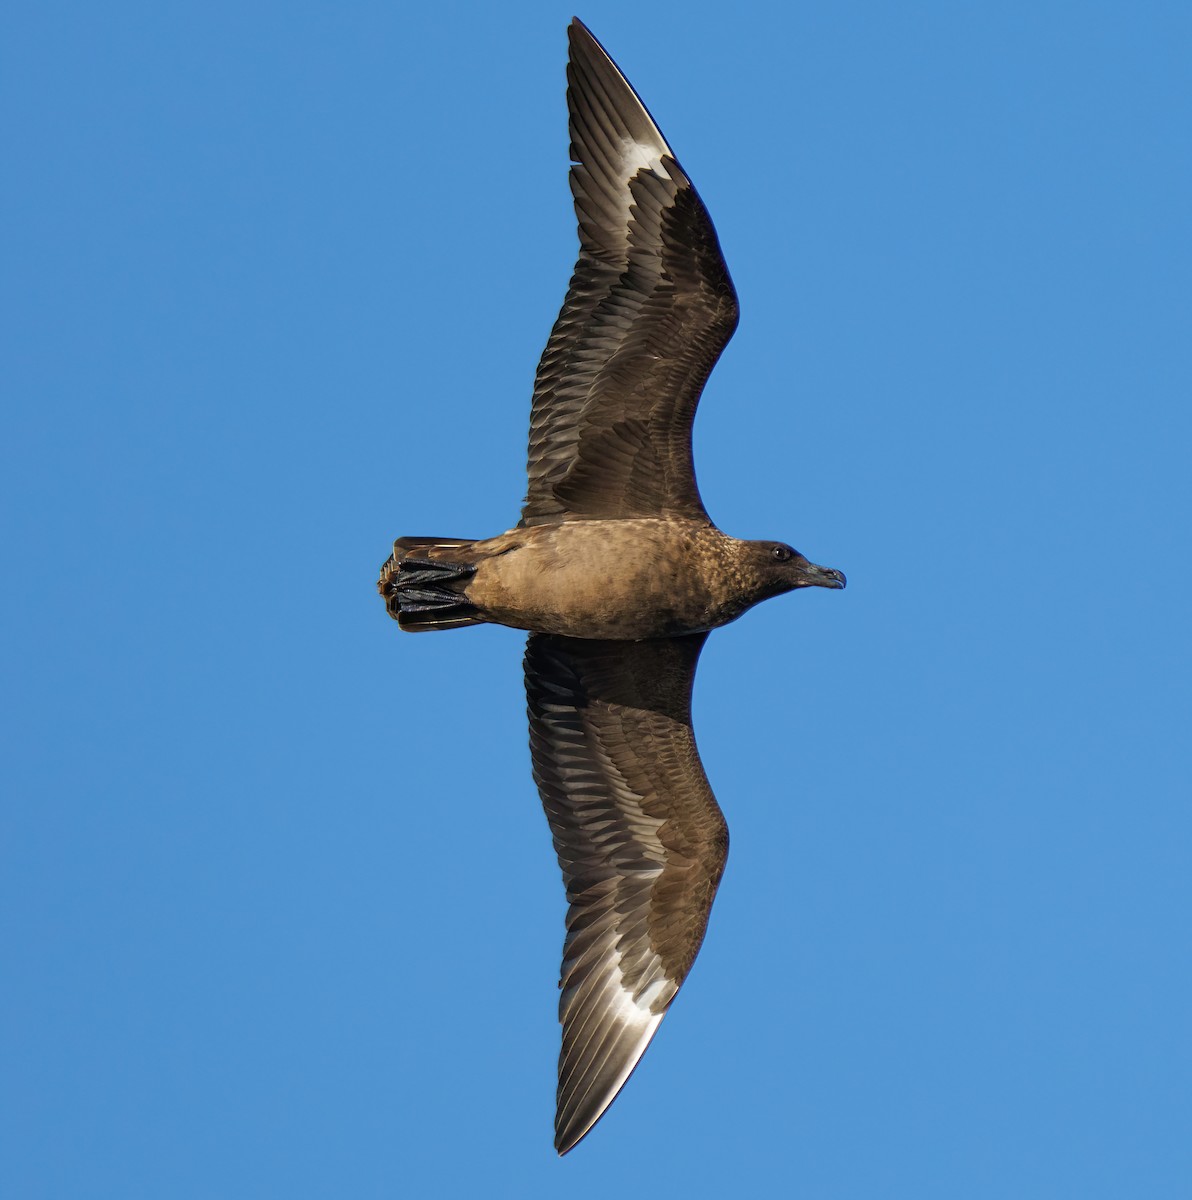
[521,24,738,526]
[526,634,725,1152]
[378,19,845,1153]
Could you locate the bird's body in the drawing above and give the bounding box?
[382,519,829,639]
[471,518,722,638]
[378,19,845,1153]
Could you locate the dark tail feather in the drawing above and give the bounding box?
[377,537,486,632]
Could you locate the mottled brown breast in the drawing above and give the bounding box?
[466,518,748,639]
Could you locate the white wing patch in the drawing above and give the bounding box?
[620,135,667,177]
[613,137,671,230]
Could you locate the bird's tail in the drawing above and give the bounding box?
[378,536,486,632]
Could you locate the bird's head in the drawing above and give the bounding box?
[753,541,847,597]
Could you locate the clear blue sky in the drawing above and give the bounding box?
[4,2,1190,1196]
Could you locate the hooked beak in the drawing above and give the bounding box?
[795,558,847,590]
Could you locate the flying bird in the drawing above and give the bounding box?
[379,19,845,1154]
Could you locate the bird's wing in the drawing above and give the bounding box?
[524,632,729,1154]
[520,19,739,526]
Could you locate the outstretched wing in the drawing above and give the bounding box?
[524,632,729,1153]
[520,19,739,526]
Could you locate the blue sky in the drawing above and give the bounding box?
[4,1,1190,1196]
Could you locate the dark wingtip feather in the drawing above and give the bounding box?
[553,1013,665,1154]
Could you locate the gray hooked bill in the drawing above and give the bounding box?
[798,559,847,590]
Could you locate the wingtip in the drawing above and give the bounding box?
[567,17,610,64]
[553,1097,597,1156]
[553,1104,600,1156]
[550,1007,668,1156]
[554,1085,620,1155]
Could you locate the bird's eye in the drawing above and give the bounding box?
[772,544,792,562]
